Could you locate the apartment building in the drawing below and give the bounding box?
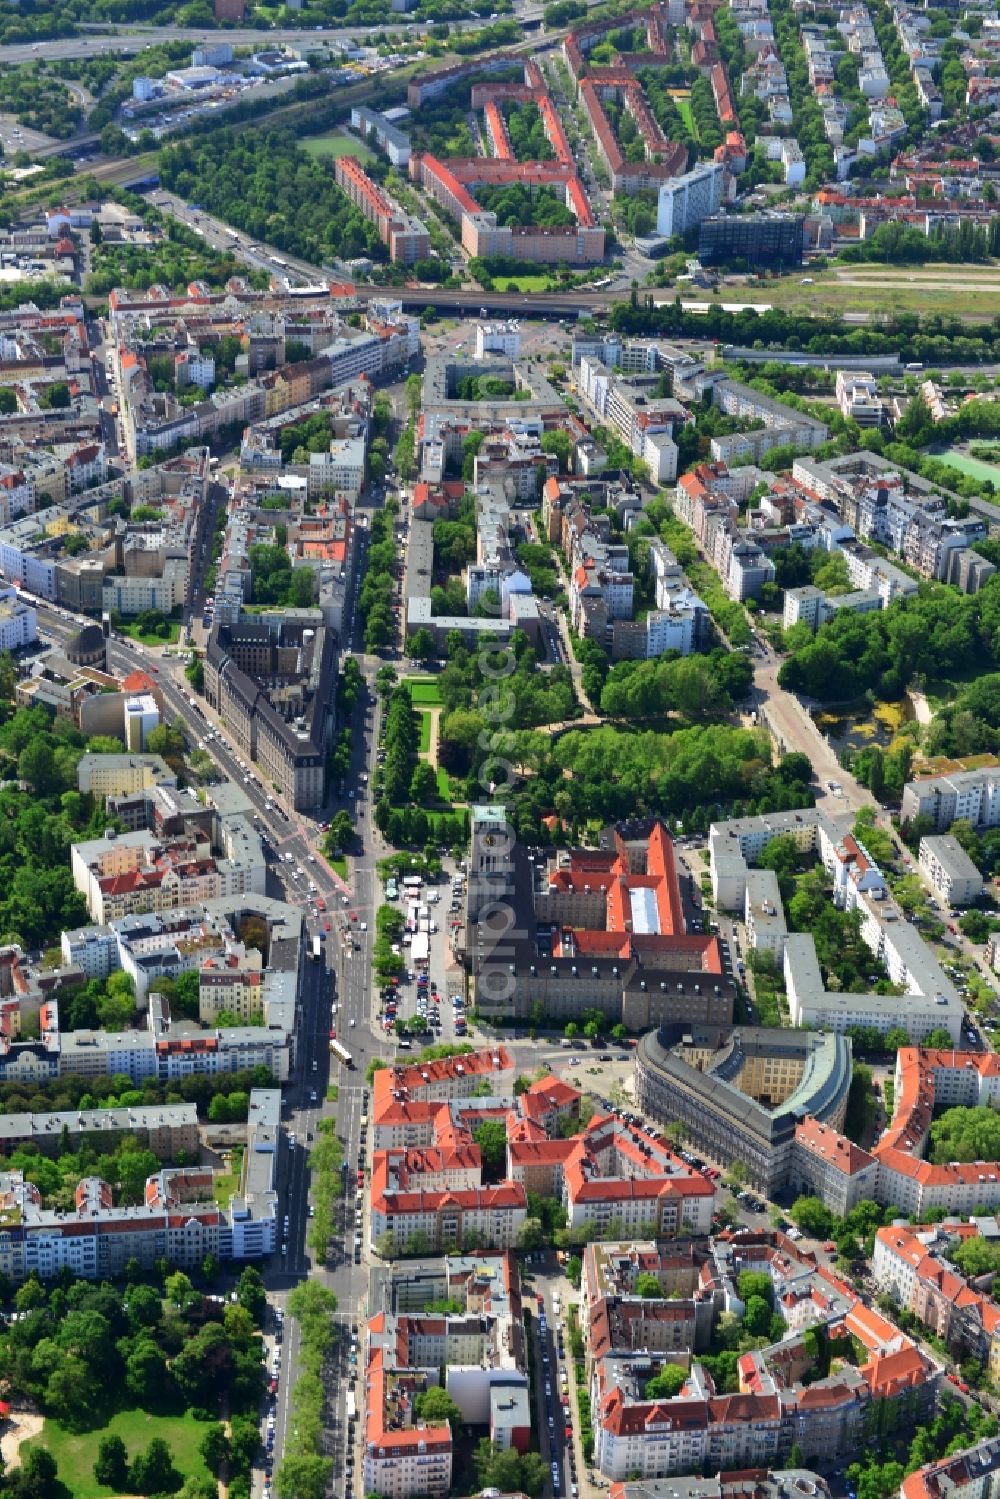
[873,1048,1000,1218]
[918,834,983,908]
[902,765,1000,834]
[744,869,787,958]
[364,1252,530,1498]
[902,1437,1000,1499]
[372,1049,712,1251]
[0,1100,198,1159]
[0,1089,279,1283]
[836,369,884,426]
[791,450,993,590]
[307,434,367,499]
[787,1116,878,1217]
[712,380,828,463]
[710,807,964,1047]
[583,1230,935,1480]
[656,162,725,238]
[873,1221,1000,1361]
[334,155,429,264]
[350,105,412,166]
[199,941,264,1022]
[577,355,682,482]
[71,811,265,924]
[0,584,37,652]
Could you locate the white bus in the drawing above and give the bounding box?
[330,1040,353,1068]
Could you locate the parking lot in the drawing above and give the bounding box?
[375,863,469,1047]
[0,112,57,157]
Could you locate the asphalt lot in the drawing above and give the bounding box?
[0,113,56,156]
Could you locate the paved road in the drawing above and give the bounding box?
[750,645,874,818]
[0,0,566,64]
[0,18,486,64]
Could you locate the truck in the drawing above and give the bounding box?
[346,1393,356,1423]
[411,932,430,966]
[330,1039,353,1067]
[311,933,322,962]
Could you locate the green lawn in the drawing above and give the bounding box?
[331,856,348,879]
[403,678,443,706]
[425,810,462,833]
[28,1410,213,1499]
[212,1146,243,1205]
[489,273,555,293]
[118,620,182,646]
[436,766,452,800]
[934,449,1000,485]
[673,97,695,136]
[301,130,375,164]
[418,710,433,753]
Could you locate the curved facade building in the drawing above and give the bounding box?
[635,1025,853,1194]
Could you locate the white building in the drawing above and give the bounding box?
[176,349,215,391]
[0,585,37,652]
[0,470,34,526]
[710,807,964,1044]
[350,105,412,166]
[744,868,788,957]
[656,162,725,238]
[780,139,806,185]
[61,925,118,980]
[103,560,188,618]
[123,694,161,753]
[901,767,1000,833]
[475,321,521,360]
[836,370,883,427]
[918,834,983,908]
[307,435,366,499]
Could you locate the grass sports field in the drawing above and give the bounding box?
[403,679,443,706]
[27,1411,213,1499]
[674,98,695,136]
[934,449,1000,485]
[301,131,374,163]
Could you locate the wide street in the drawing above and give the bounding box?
[0,10,548,65]
[32,513,393,1493]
